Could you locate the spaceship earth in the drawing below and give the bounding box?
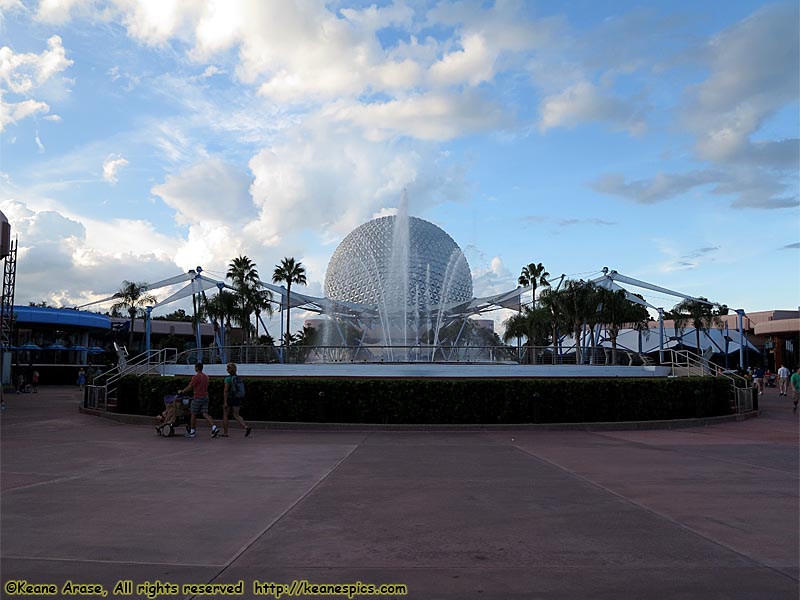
[324,215,473,310]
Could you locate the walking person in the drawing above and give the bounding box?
[777,364,790,396]
[32,371,39,393]
[222,363,252,438]
[753,365,765,395]
[791,368,800,413]
[77,368,86,391]
[178,362,220,439]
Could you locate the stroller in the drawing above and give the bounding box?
[765,373,777,388]
[155,393,192,437]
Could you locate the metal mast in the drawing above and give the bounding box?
[1,237,18,384]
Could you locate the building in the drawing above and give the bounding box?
[2,306,221,385]
[649,310,799,370]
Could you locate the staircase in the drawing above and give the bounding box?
[86,348,178,411]
[665,349,753,413]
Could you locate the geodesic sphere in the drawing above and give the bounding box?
[324,215,473,310]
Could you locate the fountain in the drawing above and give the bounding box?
[322,191,474,359]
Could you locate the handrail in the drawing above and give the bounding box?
[665,349,753,414]
[666,349,749,387]
[88,348,178,410]
[168,344,664,366]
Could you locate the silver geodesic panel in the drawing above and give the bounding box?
[324,216,473,311]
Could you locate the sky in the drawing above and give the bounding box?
[1,0,798,338]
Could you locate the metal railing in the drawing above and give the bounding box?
[86,347,178,410]
[168,344,661,366]
[665,349,753,413]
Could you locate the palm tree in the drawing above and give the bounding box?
[227,255,273,342]
[557,279,597,364]
[539,286,569,364]
[203,290,238,344]
[503,306,552,364]
[111,281,156,351]
[598,288,650,364]
[518,262,550,308]
[672,297,723,354]
[250,288,274,339]
[272,257,307,346]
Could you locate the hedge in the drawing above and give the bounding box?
[114,375,734,424]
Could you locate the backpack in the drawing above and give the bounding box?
[230,375,245,400]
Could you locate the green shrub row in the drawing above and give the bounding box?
[115,375,734,424]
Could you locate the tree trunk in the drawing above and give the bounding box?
[129,314,135,351]
[611,331,618,365]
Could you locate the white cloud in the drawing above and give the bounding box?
[593,4,799,211]
[0,35,72,131]
[0,0,25,13]
[539,81,645,135]
[591,171,719,205]
[102,154,129,184]
[151,158,255,226]
[471,255,513,298]
[0,96,50,131]
[0,35,73,93]
[429,33,495,87]
[654,240,720,274]
[247,128,469,248]
[0,199,181,306]
[685,3,799,164]
[325,91,508,142]
[35,0,92,24]
[116,0,204,47]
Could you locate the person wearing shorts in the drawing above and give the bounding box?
[222,362,252,437]
[178,362,219,438]
[790,368,800,413]
[753,366,765,395]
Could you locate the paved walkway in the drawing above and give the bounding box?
[1,386,797,599]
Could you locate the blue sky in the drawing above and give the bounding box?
[1,0,798,336]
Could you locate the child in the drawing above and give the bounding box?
[155,394,190,435]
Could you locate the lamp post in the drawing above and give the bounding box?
[734,309,746,370]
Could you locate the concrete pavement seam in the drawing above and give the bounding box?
[0,556,226,568]
[195,442,364,596]
[508,443,800,584]
[588,430,800,476]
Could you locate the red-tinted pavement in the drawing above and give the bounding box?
[1,386,797,599]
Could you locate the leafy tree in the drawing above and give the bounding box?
[204,290,238,344]
[518,262,550,307]
[272,257,307,346]
[227,255,273,341]
[294,324,318,346]
[597,289,650,364]
[557,279,598,364]
[671,297,724,353]
[156,334,187,352]
[154,309,193,322]
[250,288,274,339]
[503,306,552,363]
[539,287,568,364]
[258,334,275,346]
[111,281,156,351]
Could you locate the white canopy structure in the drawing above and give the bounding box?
[589,268,749,366]
[78,267,532,361]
